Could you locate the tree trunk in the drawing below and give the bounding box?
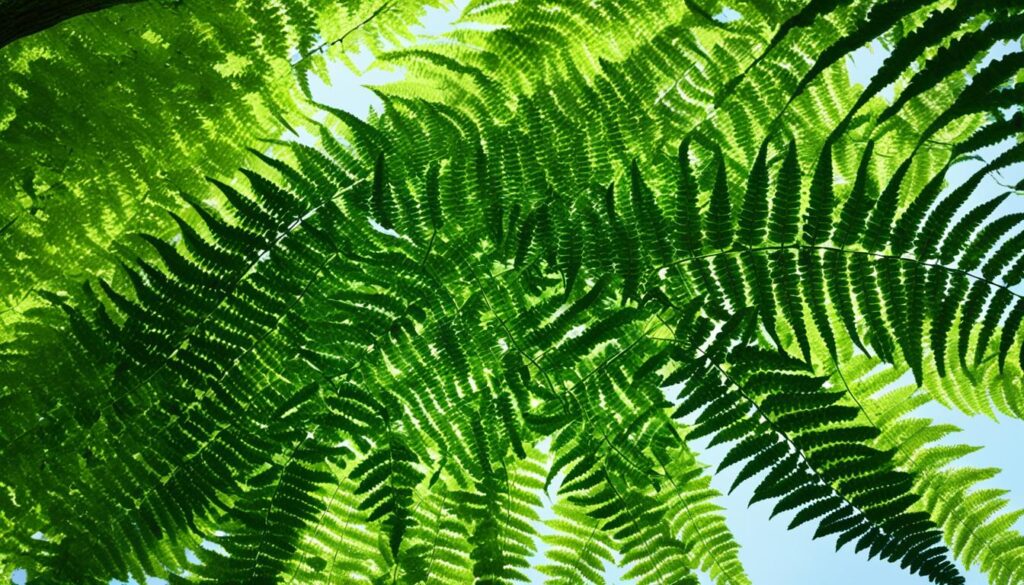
[0,0,145,50]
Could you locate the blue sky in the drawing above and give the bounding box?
[11,4,1024,585]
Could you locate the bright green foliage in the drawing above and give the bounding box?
[2,1,1024,585]
[0,0,447,332]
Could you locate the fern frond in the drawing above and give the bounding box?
[6,2,1024,584]
[666,308,962,584]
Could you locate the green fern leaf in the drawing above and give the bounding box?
[768,141,802,246]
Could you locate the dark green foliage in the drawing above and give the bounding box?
[706,148,734,251]
[739,140,771,248]
[667,310,960,584]
[675,138,703,257]
[3,2,1024,585]
[371,153,397,230]
[768,141,802,245]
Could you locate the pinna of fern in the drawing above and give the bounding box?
[1,0,1024,584]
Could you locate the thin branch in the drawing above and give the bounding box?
[298,0,395,63]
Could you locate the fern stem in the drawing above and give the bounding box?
[654,449,746,585]
[603,466,672,585]
[655,319,908,558]
[657,243,1024,302]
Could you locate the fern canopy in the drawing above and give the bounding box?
[2,1,1024,584]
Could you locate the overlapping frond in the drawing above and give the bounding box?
[834,350,1024,585]
[0,0,448,336]
[3,1,1024,584]
[666,308,961,583]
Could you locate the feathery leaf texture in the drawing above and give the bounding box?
[3,1,1024,584]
